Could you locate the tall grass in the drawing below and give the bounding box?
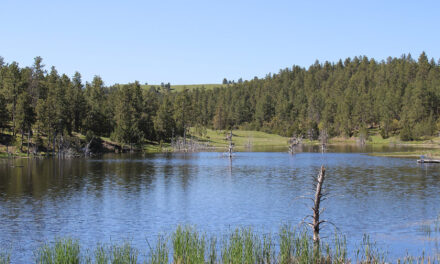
[0,251,10,264]
[355,235,386,264]
[11,226,438,263]
[221,227,262,264]
[35,238,80,264]
[109,242,138,264]
[92,243,108,264]
[148,235,169,264]
[172,225,205,264]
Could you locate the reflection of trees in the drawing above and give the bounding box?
[1,158,88,198]
[113,158,156,194]
[0,155,160,200]
[329,165,440,200]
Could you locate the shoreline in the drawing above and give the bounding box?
[2,129,440,158]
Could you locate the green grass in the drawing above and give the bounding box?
[4,225,439,263]
[3,126,440,156]
[172,225,206,264]
[148,235,169,264]
[36,238,80,264]
[108,242,138,264]
[192,129,290,151]
[0,251,10,264]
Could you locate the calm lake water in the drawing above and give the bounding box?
[0,145,439,262]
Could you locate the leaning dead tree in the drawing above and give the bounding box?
[310,165,326,249]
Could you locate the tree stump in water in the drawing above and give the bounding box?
[311,165,326,250]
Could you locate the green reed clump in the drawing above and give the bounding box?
[207,237,217,264]
[149,235,169,264]
[4,225,435,263]
[331,233,347,264]
[172,225,205,264]
[0,251,10,264]
[109,242,138,264]
[279,225,295,263]
[92,243,108,264]
[279,225,315,263]
[36,238,80,264]
[262,233,275,264]
[293,231,313,263]
[221,227,262,264]
[355,235,387,264]
[221,228,243,263]
[277,225,351,264]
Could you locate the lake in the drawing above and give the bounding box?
[0,145,439,262]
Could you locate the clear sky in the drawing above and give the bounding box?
[1,0,439,85]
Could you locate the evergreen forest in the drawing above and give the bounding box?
[0,52,439,152]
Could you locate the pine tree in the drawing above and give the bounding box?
[0,93,9,133]
[3,62,22,135]
[70,72,86,132]
[154,97,175,142]
[173,89,192,137]
[113,83,143,149]
[15,91,35,153]
[84,76,108,136]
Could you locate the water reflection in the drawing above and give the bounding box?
[0,149,439,262]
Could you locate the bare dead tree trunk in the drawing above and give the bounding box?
[312,165,326,250]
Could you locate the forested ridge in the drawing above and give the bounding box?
[0,52,439,153]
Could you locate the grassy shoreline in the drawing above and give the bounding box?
[2,129,440,157]
[2,225,438,263]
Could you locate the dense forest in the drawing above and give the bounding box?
[0,52,439,152]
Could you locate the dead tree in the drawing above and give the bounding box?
[319,129,328,153]
[288,134,302,154]
[310,165,326,250]
[227,130,234,157]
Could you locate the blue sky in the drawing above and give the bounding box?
[1,0,439,85]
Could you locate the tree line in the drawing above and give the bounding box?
[0,52,439,153]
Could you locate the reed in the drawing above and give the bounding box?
[148,235,169,264]
[12,226,438,263]
[93,244,108,264]
[35,238,80,264]
[172,225,205,264]
[109,242,138,264]
[262,233,275,264]
[0,252,10,264]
